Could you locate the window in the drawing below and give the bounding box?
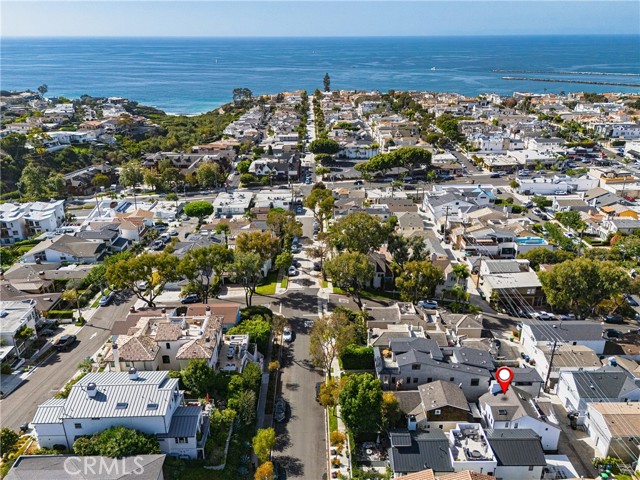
[526,288,536,295]
[528,466,534,471]
[162,355,171,364]
[434,409,441,415]
[413,378,418,383]
[438,425,443,429]
[449,377,455,382]
[498,409,508,415]
[75,423,82,429]
[406,377,411,384]
[427,378,433,383]
[124,361,131,367]
[412,364,420,370]
[175,437,188,444]
[470,378,480,386]
[147,403,159,410]
[514,423,518,428]
[166,343,171,349]
[115,402,128,409]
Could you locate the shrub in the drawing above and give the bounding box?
[340,344,374,370]
[330,431,346,446]
[44,310,74,319]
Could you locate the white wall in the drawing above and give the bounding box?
[494,465,544,480]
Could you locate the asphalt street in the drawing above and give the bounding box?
[0,291,136,431]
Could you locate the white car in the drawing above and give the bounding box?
[288,266,298,276]
[418,300,438,309]
[534,311,555,321]
[283,327,292,342]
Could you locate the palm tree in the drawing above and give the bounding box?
[452,263,470,288]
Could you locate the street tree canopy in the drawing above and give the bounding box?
[304,188,334,232]
[324,252,374,308]
[538,257,630,318]
[355,147,432,175]
[183,200,214,220]
[179,245,234,303]
[309,311,356,377]
[328,211,387,254]
[339,373,383,438]
[395,260,445,304]
[252,428,276,464]
[105,252,180,308]
[309,138,340,155]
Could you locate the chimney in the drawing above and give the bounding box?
[407,415,417,431]
[205,306,211,316]
[128,367,138,380]
[39,271,45,278]
[112,342,120,371]
[130,306,136,313]
[86,382,97,398]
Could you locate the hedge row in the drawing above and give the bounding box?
[44,310,75,319]
[340,344,374,370]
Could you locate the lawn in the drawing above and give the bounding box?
[333,286,399,301]
[255,270,278,295]
[280,276,288,289]
[321,280,328,288]
[328,406,338,433]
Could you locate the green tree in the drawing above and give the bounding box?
[228,316,272,355]
[0,428,20,456]
[339,373,383,438]
[183,200,214,221]
[231,251,264,307]
[314,153,333,165]
[252,428,276,463]
[236,231,279,263]
[309,311,356,377]
[37,84,48,96]
[309,138,341,155]
[215,222,231,246]
[228,389,256,426]
[232,87,253,106]
[180,359,214,397]
[318,377,344,408]
[237,160,252,174]
[119,160,144,189]
[324,252,375,308]
[395,260,445,304]
[323,73,331,92]
[179,245,234,303]
[554,210,587,231]
[165,192,179,205]
[105,252,180,308]
[329,212,386,254]
[48,173,66,198]
[92,173,111,189]
[304,188,335,232]
[18,163,49,199]
[518,247,576,270]
[62,285,82,320]
[538,258,630,318]
[531,195,551,209]
[266,208,302,243]
[72,426,160,457]
[195,162,224,189]
[275,251,293,272]
[452,263,470,286]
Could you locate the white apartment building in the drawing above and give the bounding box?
[0,200,65,245]
[0,299,39,360]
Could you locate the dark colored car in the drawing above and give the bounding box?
[604,314,625,324]
[604,329,623,339]
[40,328,57,337]
[39,319,59,330]
[315,382,323,402]
[54,335,77,351]
[180,293,200,304]
[313,262,322,271]
[625,294,639,307]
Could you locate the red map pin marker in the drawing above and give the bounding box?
[496,366,514,394]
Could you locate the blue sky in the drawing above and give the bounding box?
[2,1,639,37]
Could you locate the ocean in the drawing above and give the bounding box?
[1,36,639,115]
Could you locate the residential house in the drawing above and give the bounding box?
[32,370,209,459]
[485,429,547,480]
[5,454,166,480]
[447,423,497,476]
[407,381,472,432]
[76,223,129,252]
[454,315,484,340]
[0,299,39,360]
[212,192,253,217]
[530,344,602,389]
[106,307,225,372]
[455,229,518,259]
[507,368,544,398]
[599,217,640,239]
[369,252,394,289]
[63,164,114,196]
[556,367,640,421]
[374,338,492,400]
[388,430,454,478]
[584,402,640,462]
[0,200,65,245]
[21,234,106,264]
[479,386,560,451]
[477,259,544,307]
[520,321,606,356]
[185,303,241,332]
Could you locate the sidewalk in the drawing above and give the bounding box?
[327,356,352,479]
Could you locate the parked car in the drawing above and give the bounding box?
[604,314,625,324]
[625,294,639,307]
[168,228,179,236]
[137,281,149,291]
[152,240,165,251]
[490,173,501,178]
[315,382,323,402]
[98,292,114,307]
[534,311,555,321]
[417,300,438,309]
[604,329,623,339]
[313,262,322,271]
[288,266,298,276]
[40,328,57,337]
[53,335,77,351]
[293,260,301,268]
[274,397,287,422]
[283,327,292,342]
[181,293,199,304]
[353,180,363,186]
[39,319,59,330]
[227,344,236,358]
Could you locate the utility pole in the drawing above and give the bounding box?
[443,206,452,243]
[544,340,559,393]
[475,254,483,288]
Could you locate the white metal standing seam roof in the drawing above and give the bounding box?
[32,398,66,424]
[62,371,179,419]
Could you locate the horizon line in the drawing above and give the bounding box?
[2,33,639,39]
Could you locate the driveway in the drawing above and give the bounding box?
[0,291,137,431]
